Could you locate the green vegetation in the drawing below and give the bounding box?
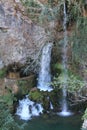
[0,102,26,130]
[21,0,41,8]
[82,108,87,120]
[52,62,85,93]
[29,90,43,102]
[71,17,87,64]
[17,76,35,95]
[67,74,85,93]
[17,80,29,95]
[0,0,87,128]
[0,68,7,78]
[0,92,15,106]
[52,70,85,93]
[20,0,87,23]
[0,85,18,107]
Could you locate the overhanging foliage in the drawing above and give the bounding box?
[0,103,26,130]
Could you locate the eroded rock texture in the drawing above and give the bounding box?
[0,0,47,66]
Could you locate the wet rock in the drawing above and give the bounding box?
[42,95,50,111]
[29,89,43,102]
[49,90,60,111]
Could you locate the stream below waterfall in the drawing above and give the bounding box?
[15,114,82,130]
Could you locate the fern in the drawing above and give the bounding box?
[0,103,26,130]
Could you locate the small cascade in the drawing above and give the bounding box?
[58,1,72,116]
[50,102,53,110]
[37,43,53,92]
[16,96,43,120]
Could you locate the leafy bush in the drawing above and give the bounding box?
[0,103,26,130]
[0,91,17,106]
[52,70,85,93]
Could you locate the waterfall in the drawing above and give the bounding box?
[50,102,54,110]
[58,1,72,116]
[37,43,53,92]
[16,96,43,120]
[16,43,53,121]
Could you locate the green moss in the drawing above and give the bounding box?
[29,90,43,102]
[17,75,36,95]
[29,90,61,111]
[54,63,63,70]
[17,80,30,95]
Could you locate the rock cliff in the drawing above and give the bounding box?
[0,0,47,67]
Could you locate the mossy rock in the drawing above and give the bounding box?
[17,75,36,95]
[48,90,61,111]
[29,89,63,112]
[29,90,51,111]
[42,96,50,111]
[17,80,30,95]
[29,90,43,102]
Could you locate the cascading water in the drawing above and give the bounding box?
[37,43,53,92]
[16,43,53,121]
[58,1,72,116]
[50,102,54,110]
[16,96,43,120]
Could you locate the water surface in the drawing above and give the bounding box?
[16,114,82,130]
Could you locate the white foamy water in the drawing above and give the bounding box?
[16,96,43,120]
[37,43,53,92]
[50,102,53,110]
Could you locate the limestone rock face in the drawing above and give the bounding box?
[0,0,47,66]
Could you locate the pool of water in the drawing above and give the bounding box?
[16,114,82,130]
